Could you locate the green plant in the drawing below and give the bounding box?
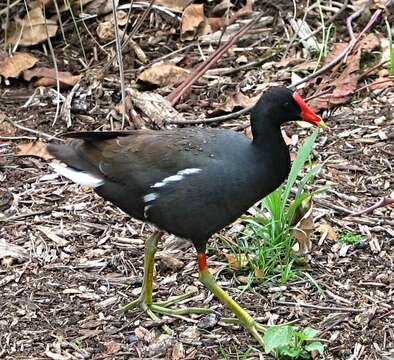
[315,0,334,70]
[264,325,325,359]
[385,18,394,74]
[232,129,327,284]
[338,231,363,245]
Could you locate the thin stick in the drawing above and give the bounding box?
[112,0,126,129]
[53,0,67,44]
[60,82,80,128]
[6,118,63,140]
[104,0,156,72]
[0,0,21,16]
[42,5,61,127]
[346,3,367,41]
[4,0,10,48]
[121,0,135,44]
[355,78,394,93]
[276,301,363,313]
[300,0,349,42]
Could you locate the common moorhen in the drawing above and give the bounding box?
[47,87,325,345]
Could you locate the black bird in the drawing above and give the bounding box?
[47,87,325,345]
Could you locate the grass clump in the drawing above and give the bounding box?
[385,18,394,74]
[224,129,327,285]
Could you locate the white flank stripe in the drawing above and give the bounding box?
[151,181,165,188]
[162,174,183,182]
[143,205,151,218]
[177,168,201,175]
[50,162,104,188]
[151,168,202,188]
[143,193,158,203]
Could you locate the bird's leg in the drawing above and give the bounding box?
[197,253,265,347]
[123,232,210,331]
[123,230,162,313]
[139,229,160,306]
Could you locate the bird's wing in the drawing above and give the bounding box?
[47,129,218,189]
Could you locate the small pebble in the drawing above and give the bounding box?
[374,115,386,125]
[198,313,218,329]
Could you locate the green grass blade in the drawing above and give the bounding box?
[281,129,319,213]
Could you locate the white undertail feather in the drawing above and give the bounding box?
[50,162,104,188]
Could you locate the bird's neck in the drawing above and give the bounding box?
[251,119,285,149]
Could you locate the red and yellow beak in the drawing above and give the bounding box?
[292,92,326,128]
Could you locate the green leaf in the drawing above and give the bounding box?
[305,341,325,355]
[302,327,320,339]
[279,346,302,358]
[296,165,322,199]
[281,129,319,214]
[263,325,294,354]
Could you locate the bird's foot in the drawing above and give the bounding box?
[123,291,211,334]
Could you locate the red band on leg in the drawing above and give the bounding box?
[197,253,207,272]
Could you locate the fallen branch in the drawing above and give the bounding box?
[167,13,264,105]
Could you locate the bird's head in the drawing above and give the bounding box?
[251,87,326,130]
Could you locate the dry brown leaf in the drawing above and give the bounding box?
[208,0,252,32]
[290,198,315,254]
[324,42,348,66]
[254,267,264,279]
[226,253,248,270]
[207,17,226,32]
[0,114,16,136]
[310,33,381,111]
[96,21,115,40]
[6,7,58,46]
[104,340,121,355]
[155,0,192,12]
[181,4,210,40]
[23,67,82,88]
[0,52,38,79]
[172,342,185,360]
[318,223,337,241]
[16,141,53,160]
[212,93,256,115]
[369,69,394,90]
[104,10,128,26]
[138,63,190,87]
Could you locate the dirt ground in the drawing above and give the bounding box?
[1,0,394,359]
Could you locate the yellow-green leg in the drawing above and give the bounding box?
[197,253,265,347]
[123,231,210,333]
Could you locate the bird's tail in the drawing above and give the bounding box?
[47,142,104,188]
